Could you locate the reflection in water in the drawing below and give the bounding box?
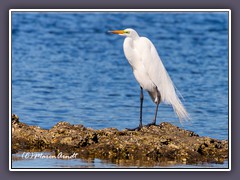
[12,152,228,168]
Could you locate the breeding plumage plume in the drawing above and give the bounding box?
[109,28,189,130]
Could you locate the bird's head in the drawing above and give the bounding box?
[109,28,139,39]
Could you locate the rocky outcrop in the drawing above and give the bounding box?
[11,114,228,166]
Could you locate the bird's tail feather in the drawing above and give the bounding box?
[156,70,190,122]
[155,65,190,123]
[171,96,190,123]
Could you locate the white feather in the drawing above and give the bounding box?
[122,29,189,122]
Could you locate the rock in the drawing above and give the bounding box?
[12,114,19,124]
[11,114,228,166]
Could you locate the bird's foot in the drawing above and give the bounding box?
[126,125,142,131]
[145,122,156,128]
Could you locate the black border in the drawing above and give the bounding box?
[9,9,230,171]
[1,0,239,179]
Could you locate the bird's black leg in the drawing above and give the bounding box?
[126,87,143,131]
[139,86,143,128]
[146,87,161,127]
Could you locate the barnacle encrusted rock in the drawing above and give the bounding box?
[11,114,228,166]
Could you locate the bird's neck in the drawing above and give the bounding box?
[130,35,140,41]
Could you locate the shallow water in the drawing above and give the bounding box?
[11,11,229,169]
[12,152,228,169]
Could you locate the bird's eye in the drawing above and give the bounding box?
[125,31,130,34]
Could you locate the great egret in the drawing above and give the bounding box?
[109,28,189,130]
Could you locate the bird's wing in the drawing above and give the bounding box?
[139,37,189,121]
[139,37,174,103]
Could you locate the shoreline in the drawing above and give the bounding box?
[11,114,228,167]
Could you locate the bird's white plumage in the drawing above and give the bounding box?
[112,28,189,122]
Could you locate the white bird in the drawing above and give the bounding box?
[109,28,189,130]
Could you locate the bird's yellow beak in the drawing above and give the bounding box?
[109,30,125,35]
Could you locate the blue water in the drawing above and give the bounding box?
[11,11,229,168]
[12,152,228,169]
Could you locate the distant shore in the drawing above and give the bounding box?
[11,114,228,167]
